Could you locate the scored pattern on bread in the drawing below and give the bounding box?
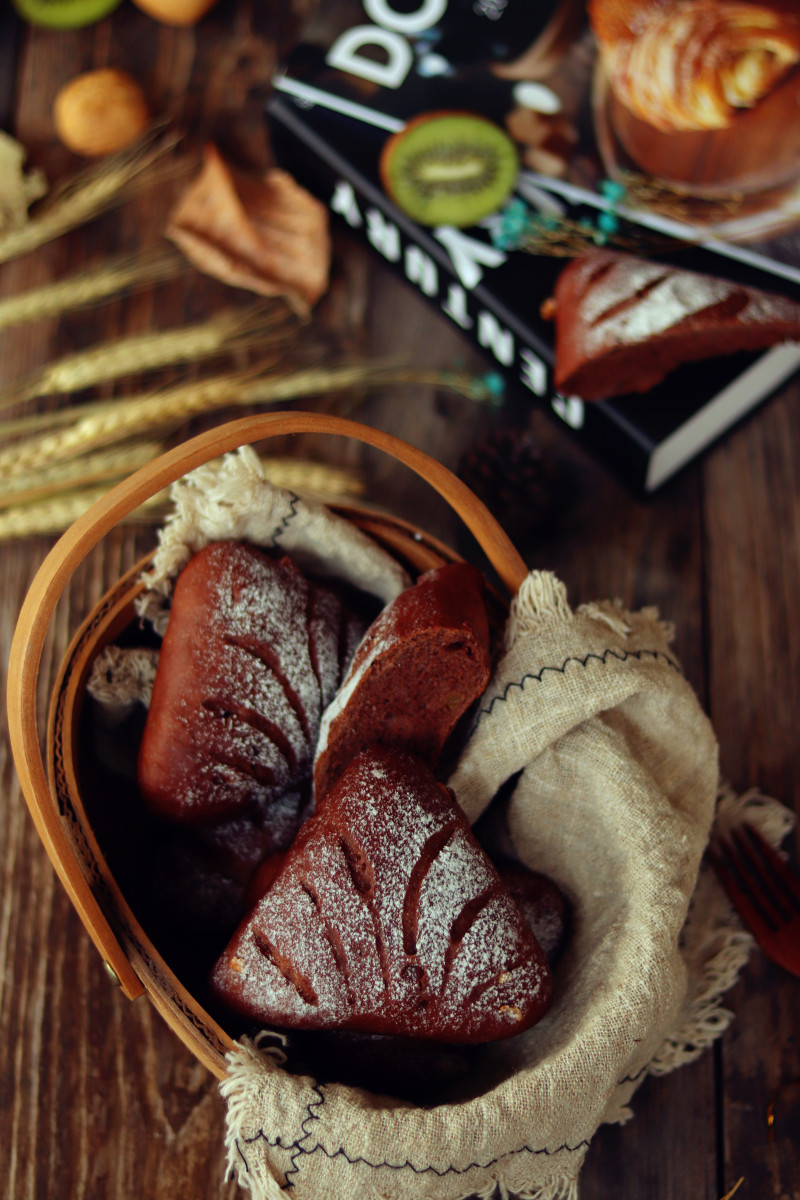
[313,562,492,800]
[542,249,800,401]
[137,541,365,824]
[211,747,552,1042]
[307,583,344,714]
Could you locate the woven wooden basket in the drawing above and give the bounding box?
[7,412,528,1080]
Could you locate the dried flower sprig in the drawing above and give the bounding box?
[489,193,666,257]
[0,121,185,266]
[0,246,185,331]
[614,169,746,224]
[0,301,296,410]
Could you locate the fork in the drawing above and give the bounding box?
[708,822,800,979]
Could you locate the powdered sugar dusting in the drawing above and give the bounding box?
[139,542,361,822]
[308,584,345,710]
[572,250,800,357]
[212,747,552,1041]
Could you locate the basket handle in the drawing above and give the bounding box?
[8,412,528,998]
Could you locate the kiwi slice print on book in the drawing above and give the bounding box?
[12,0,123,28]
[379,111,519,229]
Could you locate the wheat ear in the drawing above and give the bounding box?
[0,302,295,409]
[0,488,167,540]
[0,442,163,509]
[0,362,499,479]
[0,247,185,331]
[0,456,364,541]
[0,123,185,266]
[257,457,365,501]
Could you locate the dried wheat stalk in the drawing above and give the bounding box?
[0,302,295,409]
[0,395,120,440]
[0,441,163,509]
[0,361,490,478]
[0,247,185,330]
[257,457,365,501]
[0,487,166,540]
[0,123,185,266]
[0,369,270,475]
[0,455,365,541]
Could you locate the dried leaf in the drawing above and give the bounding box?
[0,132,48,232]
[166,144,330,313]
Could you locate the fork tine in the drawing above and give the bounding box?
[728,827,794,926]
[741,823,800,911]
[707,840,781,937]
[709,827,800,979]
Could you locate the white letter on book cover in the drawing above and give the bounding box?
[363,0,448,34]
[331,180,364,228]
[520,347,548,396]
[327,26,413,88]
[477,311,515,366]
[442,282,473,329]
[366,208,402,261]
[405,245,439,296]
[433,226,507,289]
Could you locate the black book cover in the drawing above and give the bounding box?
[268,0,800,493]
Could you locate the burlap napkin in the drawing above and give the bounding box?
[88,450,793,1200]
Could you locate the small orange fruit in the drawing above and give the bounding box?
[53,68,150,157]
[130,0,219,26]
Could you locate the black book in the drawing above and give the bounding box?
[268,0,800,493]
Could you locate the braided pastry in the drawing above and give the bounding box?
[590,0,800,131]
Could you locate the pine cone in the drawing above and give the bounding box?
[457,423,560,548]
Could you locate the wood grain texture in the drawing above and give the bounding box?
[703,391,800,1200]
[1,5,799,1200]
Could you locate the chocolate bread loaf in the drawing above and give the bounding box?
[313,562,492,800]
[211,746,553,1042]
[138,540,364,825]
[542,249,800,400]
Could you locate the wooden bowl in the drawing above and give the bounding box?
[592,61,800,240]
[7,412,527,1079]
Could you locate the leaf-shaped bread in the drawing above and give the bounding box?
[211,747,553,1043]
[542,249,800,400]
[138,541,361,824]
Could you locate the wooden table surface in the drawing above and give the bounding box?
[1,5,798,1200]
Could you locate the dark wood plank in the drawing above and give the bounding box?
[702,387,800,1200]
[0,8,22,132]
